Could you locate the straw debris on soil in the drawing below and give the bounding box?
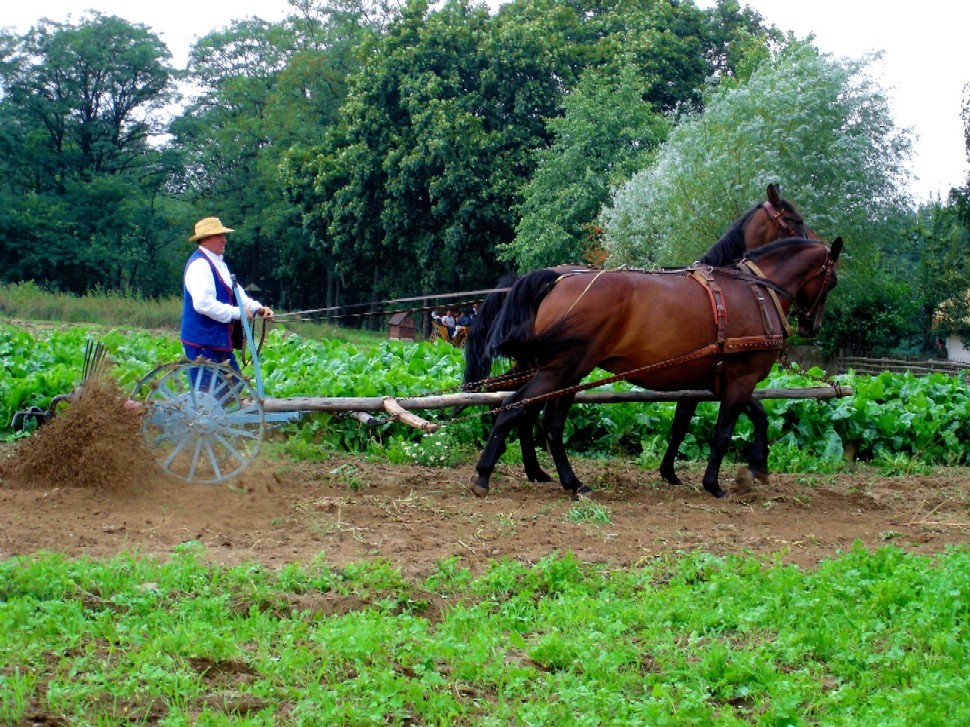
[1,376,160,491]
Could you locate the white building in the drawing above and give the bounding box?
[944,334,970,363]
[937,291,970,363]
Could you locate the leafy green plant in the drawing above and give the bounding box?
[3,548,967,724]
[3,322,968,474]
[384,431,466,468]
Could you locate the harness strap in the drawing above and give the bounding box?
[739,260,793,337]
[761,201,800,237]
[688,268,727,347]
[558,269,607,318]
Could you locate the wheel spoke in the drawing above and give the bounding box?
[162,429,194,471]
[133,360,264,484]
[204,437,224,481]
[214,432,249,469]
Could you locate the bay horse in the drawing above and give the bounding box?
[470,236,843,499]
[464,184,812,486]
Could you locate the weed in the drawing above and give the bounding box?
[565,500,613,524]
[329,464,365,491]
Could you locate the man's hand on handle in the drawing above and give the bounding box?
[247,306,275,321]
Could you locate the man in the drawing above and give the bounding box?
[181,216,274,370]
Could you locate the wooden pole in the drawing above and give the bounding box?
[262,386,853,414]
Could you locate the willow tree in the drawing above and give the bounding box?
[601,42,912,269]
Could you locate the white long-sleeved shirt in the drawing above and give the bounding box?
[184,247,263,323]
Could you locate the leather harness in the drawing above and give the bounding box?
[687,262,789,355]
[548,262,793,398]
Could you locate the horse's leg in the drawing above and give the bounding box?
[659,400,699,486]
[472,374,561,497]
[540,393,590,498]
[518,408,552,483]
[735,399,771,492]
[701,397,748,498]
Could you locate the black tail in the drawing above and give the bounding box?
[488,269,562,363]
[462,273,518,390]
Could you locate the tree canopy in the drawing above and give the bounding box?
[0,0,964,357]
[600,42,912,268]
[0,14,178,294]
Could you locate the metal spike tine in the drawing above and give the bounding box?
[81,340,92,384]
[81,340,107,384]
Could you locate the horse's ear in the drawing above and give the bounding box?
[830,236,844,260]
[767,183,781,206]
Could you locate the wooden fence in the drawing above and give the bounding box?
[784,346,969,379]
[836,356,970,378]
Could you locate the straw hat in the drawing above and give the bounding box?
[189,217,235,242]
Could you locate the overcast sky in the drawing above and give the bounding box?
[4,0,968,202]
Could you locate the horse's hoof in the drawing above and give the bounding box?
[705,484,728,498]
[659,469,683,486]
[734,467,754,495]
[527,470,553,483]
[754,470,771,485]
[469,477,489,498]
[567,484,593,501]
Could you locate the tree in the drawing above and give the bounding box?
[920,83,970,350]
[599,42,920,355]
[600,42,912,270]
[495,0,778,270]
[0,14,179,294]
[172,2,380,310]
[286,0,567,307]
[499,63,669,270]
[288,0,773,306]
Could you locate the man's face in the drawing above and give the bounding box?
[200,233,227,255]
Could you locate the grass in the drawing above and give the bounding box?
[1,547,967,724]
[0,282,404,348]
[0,281,182,331]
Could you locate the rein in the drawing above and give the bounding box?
[239,316,269,367]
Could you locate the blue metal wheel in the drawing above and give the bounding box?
[131,360,265,484]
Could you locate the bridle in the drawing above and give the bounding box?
[739,243,839,331]
[761,200,804,238]
[797,251,839,325]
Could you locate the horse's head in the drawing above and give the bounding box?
[745,184,808,248]
[792,237,842,338]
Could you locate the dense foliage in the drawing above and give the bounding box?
[0,14,181,296]
[1,0,969,356]
[601,43,911,267]
[3,324,967,470]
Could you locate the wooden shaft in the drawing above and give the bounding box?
[262,386,853,413]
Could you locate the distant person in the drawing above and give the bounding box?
[440,309,457,339]
[456,309,473,327]
[181,217,274,370]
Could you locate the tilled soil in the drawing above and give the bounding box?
[2,451,968,577]
[1,383,968,575]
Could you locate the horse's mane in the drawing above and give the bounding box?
[695,206,758,266]
[742,236,820,261]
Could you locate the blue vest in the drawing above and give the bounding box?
[180,250,236,351]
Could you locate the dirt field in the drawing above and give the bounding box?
[1,384,967,576]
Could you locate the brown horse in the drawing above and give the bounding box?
[470,236,843,499]
[464,184,813,485]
